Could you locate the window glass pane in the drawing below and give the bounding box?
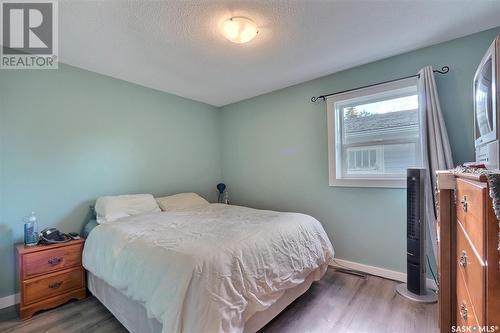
[330,79,421,184]
[383,143,417,174]
[348,151,354,169]
[344,143,417,177]
[345,146,380,174]
[342,95,419,145]
[362,151,368,168]
[369,150,376,166]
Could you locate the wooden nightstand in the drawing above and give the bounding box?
[16,239,86,320]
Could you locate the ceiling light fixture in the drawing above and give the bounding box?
[221,17,258,44]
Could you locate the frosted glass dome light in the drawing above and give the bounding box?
[222,17,258,44]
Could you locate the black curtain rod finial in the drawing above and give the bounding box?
[310,96,324,103]
[310,65,450,103]
[435,65,450,74]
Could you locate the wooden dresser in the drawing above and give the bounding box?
[16,239,86,320]
[437,171,500,332]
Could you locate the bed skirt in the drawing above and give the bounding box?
[87,264,328,333]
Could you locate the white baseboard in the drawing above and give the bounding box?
[0,259,437,310]
[0,293,19,309]
[330,258,438,291]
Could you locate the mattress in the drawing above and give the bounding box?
[83,204,334,333]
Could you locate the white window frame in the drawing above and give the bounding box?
[327,77,421,188]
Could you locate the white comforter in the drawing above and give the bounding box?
[83,204,334,333]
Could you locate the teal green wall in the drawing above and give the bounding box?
[0,64,221,297]
[220,27,500,274]
[2,27,500,300]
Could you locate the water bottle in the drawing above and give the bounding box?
[224,191,230,205]
[23,212,39,247]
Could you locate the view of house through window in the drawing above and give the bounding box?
[343,94,419,175]
[328,77,420,187]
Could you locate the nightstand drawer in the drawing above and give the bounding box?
[23,243,83,279]
[22,267,84,306]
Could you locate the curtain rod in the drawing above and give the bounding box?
[310,66,450,103]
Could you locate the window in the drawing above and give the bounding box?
[327,77,420,188]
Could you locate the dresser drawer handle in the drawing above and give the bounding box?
[47,257,62,265]
[48,281,63,289]
[460,196,468,212]
[460,303,468,321]
[459,250,468,268]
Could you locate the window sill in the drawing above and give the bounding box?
[329,178,406,188]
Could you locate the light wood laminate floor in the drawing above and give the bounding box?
[0,268,437,333]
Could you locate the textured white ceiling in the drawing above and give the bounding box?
[59,0,500,107]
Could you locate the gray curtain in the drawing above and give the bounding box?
[418,66,454,260]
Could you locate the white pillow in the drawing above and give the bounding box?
[156,193,209,212]
[95,194,160,224]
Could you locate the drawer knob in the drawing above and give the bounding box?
[48,281,63,289]
[460,196,468,212]
[47,257,62,265]
[460,303,468,321]
[459,250,468,268]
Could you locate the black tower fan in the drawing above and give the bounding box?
[396,168,437,303]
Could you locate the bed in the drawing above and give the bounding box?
[83,201,334,333]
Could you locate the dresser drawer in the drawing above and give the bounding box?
[456,269,481,329]
[22,267,84,306]
[22,243,83,279]
[456,221,485,325]
[456,178,486,258]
